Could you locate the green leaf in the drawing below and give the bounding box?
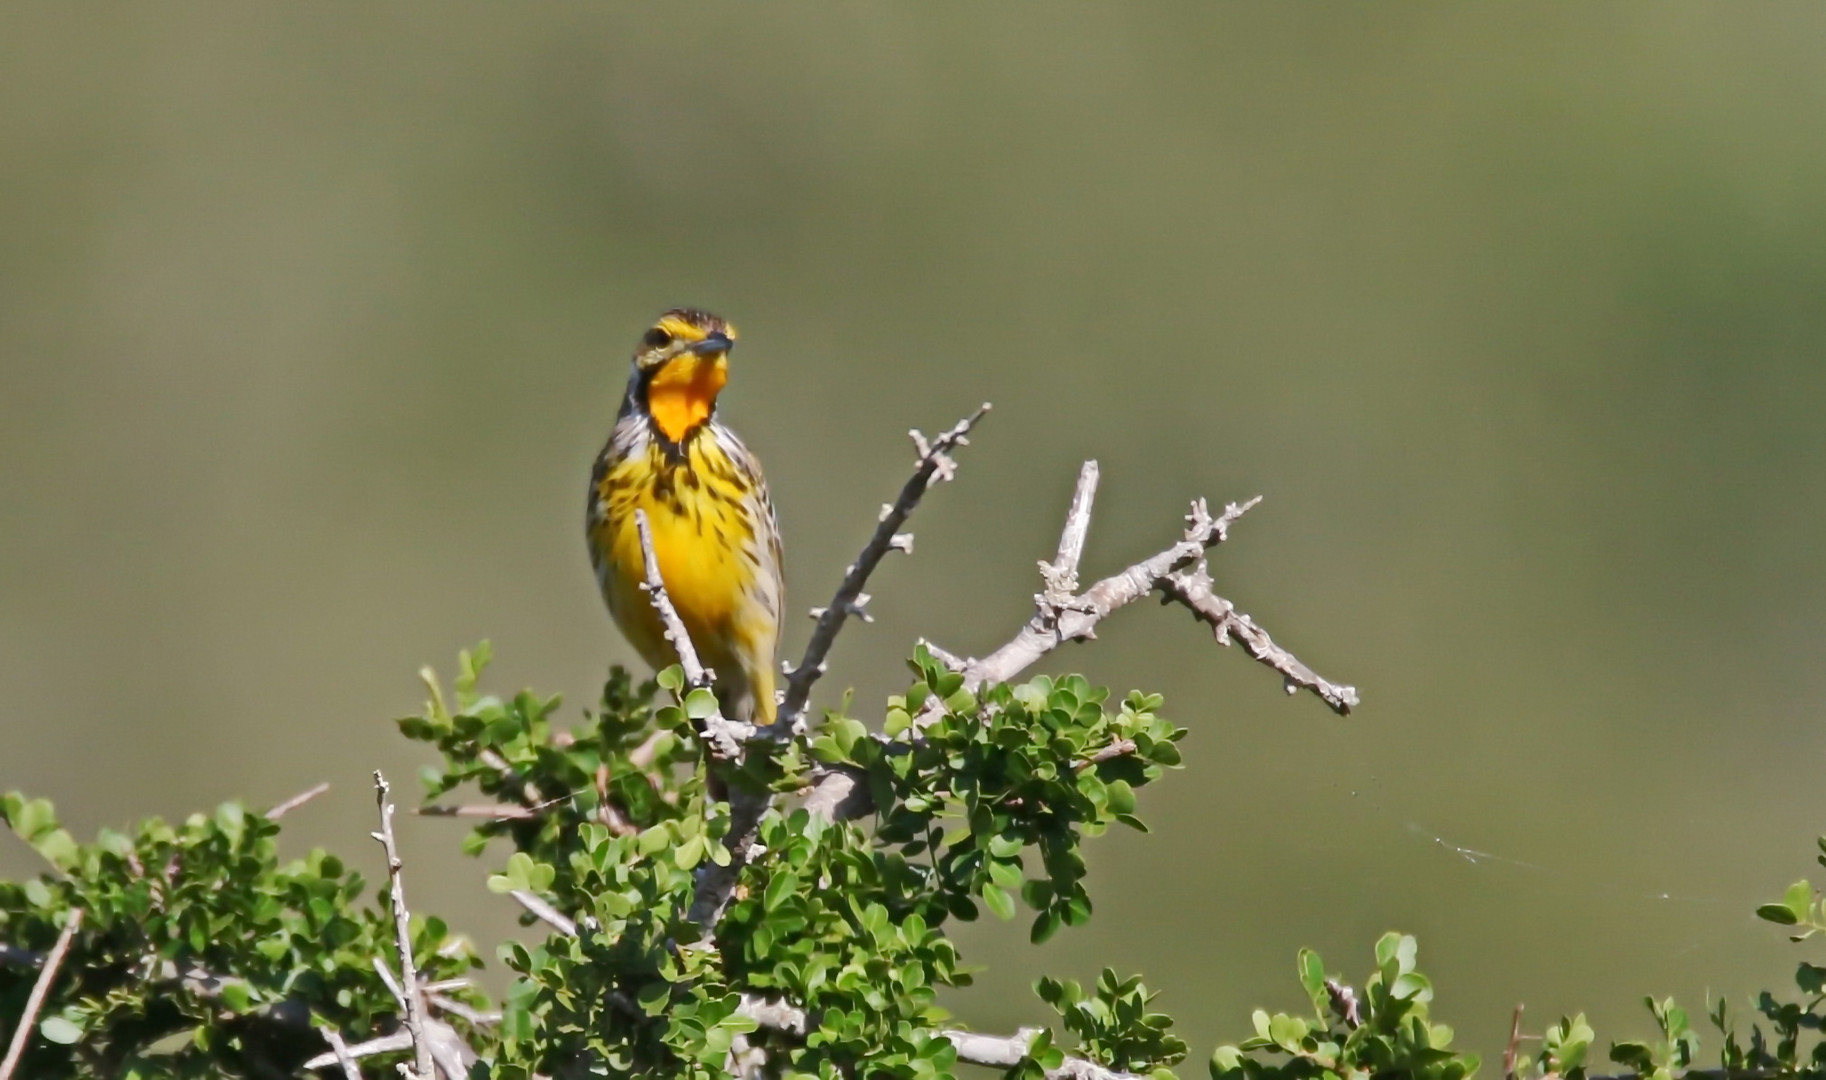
[638,981,671,1016]
[39,1016,83,1045]
[219,981,252,1013]
[983,883,1016,921]
[1268,1012,1308,1051]
[1759,902,1802,925]
[1031,911,1063,944]
[1784,879,1814,923]
[1298,948,1327,1015]
[684,688,721,721]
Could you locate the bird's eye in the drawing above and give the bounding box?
[643,327,673,350]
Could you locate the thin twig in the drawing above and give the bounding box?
[1503,1003,1524,1080]
[779,404,990,733]
[509,890,578,937]
[302,1033,413,1071]
[264,781,330,821]
[0,908,81,1080]
[634,508,754,759]
[371,771,435,1080]
[318,1027,364,1080]
[477,748,544,807]
[427,993,501,1027]
[372,957,406,1010]
[415,804,540,821]
[1080,739,1137,767]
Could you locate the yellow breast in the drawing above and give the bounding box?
[589,433,769,678]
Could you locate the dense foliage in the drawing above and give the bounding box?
[3,643,1825,1079]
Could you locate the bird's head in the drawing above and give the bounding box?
[629,308,738,444]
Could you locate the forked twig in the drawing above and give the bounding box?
[0,908,82,1080]
[805,462,1356,821]
[318,1027,364,1080]
[302,1033,412,1072]
[371,772,435,1080]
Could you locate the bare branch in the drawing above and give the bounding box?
[779,404,990,733]
[264,781,330,821]
[800,764,870,822]
[1161,560,1359,714]
[918,638,968,672]
[416,804,540,821]
[968,495,1260,689]
[804,480,1356,820]
[427,993,501,1027]
[302,1032,412,1071]
[729,998,1138,1080]
[318,1027,364,1080]
[423,1019,477,1078]
[417,790,578,824]
[371,771,435,1080]
[509,889,578,937]
[686,795,767,931]
[477,748,545,807]
[966,491,1355,711]
[1081,739,1136,767]
[940,1028,1143,1080]
[634,508,754,759]
[371,957,407,1010]
[0,908,81,1080]
[1503,1003,1524,1080]
[1036,461,1100,611]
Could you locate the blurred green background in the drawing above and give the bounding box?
[5,2,1826,1064]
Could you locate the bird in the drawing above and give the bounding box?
[586,308,785,729]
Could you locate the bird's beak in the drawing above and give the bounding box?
[690,333,734,357]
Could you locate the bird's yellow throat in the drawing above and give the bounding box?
[645,353,728,444]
